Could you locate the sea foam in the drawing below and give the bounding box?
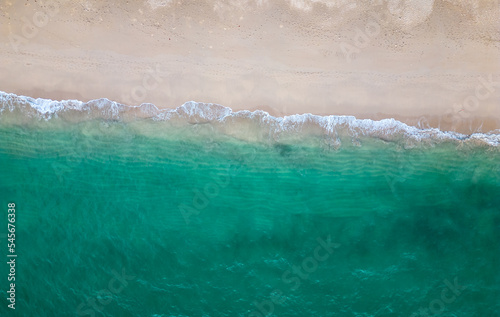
[1,91,499,147]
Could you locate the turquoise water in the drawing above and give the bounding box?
[0,94,499,316]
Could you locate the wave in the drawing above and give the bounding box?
[1,91,499,147]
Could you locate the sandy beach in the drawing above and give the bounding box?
[2,2,500,316]
[0,0,499,133]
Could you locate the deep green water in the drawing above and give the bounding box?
[0,115,499,316]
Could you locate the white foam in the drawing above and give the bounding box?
[0,90,499,146]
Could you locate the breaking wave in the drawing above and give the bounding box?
[1,91,499,147]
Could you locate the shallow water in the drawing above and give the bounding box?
[0,93,499,316]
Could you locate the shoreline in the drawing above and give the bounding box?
[1,0,499,134]
[2,90,500,146]
[2,89,500,135]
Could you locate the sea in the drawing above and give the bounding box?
[0,91,499,316]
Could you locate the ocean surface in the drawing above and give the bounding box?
[0,91,499,316]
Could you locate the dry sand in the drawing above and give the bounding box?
[0,0,499,133]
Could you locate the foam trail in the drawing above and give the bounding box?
[1,91,499,146]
